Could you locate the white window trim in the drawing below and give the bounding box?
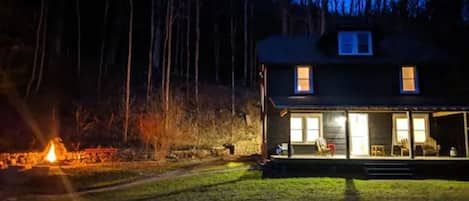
[400,65,420,94]
[392,113,429,145]
[294,65,314,94]
[338,31,373,56]
[290,113,323,144]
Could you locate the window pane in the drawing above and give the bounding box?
[307,117,319,129]
[403,79,416,91]
[396,118,409,130]
[307,130,319,142]
[414,131,426,143]
[413,118,425,130]
[402,67,415,79]
[339,33,353,53]
[357,33,370,53]
[297,67,310,79]
[290,118,302,129]
[397,130,409,142]
[297,79,310,92]
[291,130,303,142]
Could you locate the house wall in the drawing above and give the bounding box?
[368,113,393,156]
[431,114,467,156]
[266,64,467,98]
[323,112,346,155]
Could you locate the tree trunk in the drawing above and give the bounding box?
[146,0,155,105]
[195,0,200,110]
[333,0,339,14]
[98,0,109,99]
[185,0,191,94]
[350,0,354,15]
[249,2,255,86]
[164,0,174,131]
[26,0,44,97]
[281,0,289,35]
[381,0,387,14]
[35,0,48,93]
[243,0,248,86]
[320,0,328,35]
[76,0,81,78]
[213,2,220,84]
[365,0,371,16]
[307,0,314,35]
[161,1,170,104]
[123,0,134,144]
[230,0,236,116]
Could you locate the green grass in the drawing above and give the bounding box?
[18,167,469,201]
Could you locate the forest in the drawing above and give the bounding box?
[0,0,468,158]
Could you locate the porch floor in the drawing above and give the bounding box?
[271,154,469,160]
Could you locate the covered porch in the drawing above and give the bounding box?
[267,98,469,161]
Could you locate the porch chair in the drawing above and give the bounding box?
[400,139,409,157]
[316,137,336,156]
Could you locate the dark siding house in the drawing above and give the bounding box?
[258,23,469,178]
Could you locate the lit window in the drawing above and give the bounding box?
[295,66,313,94]
[290,114,322,143]
[400,66,419,94]
[290,118,303,142]
[338,31,373,55]
[394,115,428,144]
[306,117,320,142]
[413,118,426,143]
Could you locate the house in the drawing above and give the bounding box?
[257,23,469,178]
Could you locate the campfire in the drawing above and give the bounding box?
[43,137,67,164]
[45,142,57,163]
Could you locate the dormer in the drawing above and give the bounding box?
[337,31,373,56]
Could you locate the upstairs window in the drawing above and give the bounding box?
[338,31,373,56]
[400,66,419,94]
[294,66,313,94]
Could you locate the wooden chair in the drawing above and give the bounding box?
[316,137,335,156]
[400,139,409,157]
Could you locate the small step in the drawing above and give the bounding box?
[364,162,409,166]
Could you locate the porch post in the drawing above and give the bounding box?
[287,113,292,158]
[407,110,415,159]
[345,110,350,159]
[464,112,468,157]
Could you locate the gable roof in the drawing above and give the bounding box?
[257,33,450,65]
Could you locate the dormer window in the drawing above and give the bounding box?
[338,31,373,56]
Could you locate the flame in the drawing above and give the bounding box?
[46,142,57,163]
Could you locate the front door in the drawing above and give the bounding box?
[349,113,369,156]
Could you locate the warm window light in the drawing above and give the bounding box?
[290,117,303,142]
[395,117,427,143]
[296,66,311,92]
[401,66,417,92]
[306,117,320,142]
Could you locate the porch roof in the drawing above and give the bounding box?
[270,96,469,111]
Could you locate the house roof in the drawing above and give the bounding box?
[257,33,450,65]
[270,96,469,111]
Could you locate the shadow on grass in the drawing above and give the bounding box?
[345,178,360,201]
[131,171,258,201]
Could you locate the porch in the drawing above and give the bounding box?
[268,110,469,161]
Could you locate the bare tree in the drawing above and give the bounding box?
[76,0,81,78]
[350,0,355,15]
[320,0,328,35]
[146,0,155,105]
[195,0,200,109]
[164,0,174,130]
[365,0,371,16]
[35,0,48,93]
[243,0,248,86]
[26,0,44,97]
[230,0,236,116]
[280,0,289,35]
[213,1,220,84]
[123,0,134,144]
[98,0,109,99]
[185,0,191,94]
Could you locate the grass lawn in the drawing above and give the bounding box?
[17,165,469,201]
